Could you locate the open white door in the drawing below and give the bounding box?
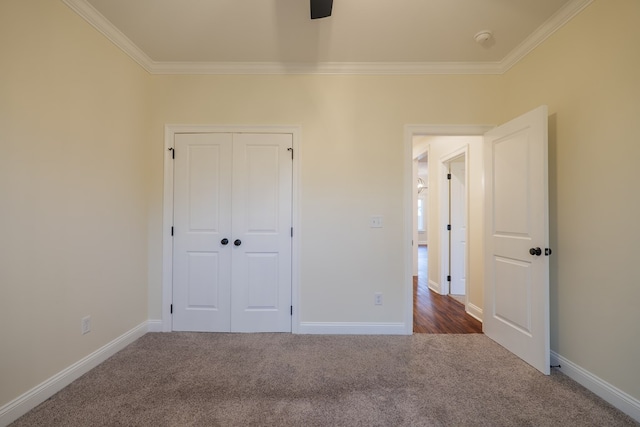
[484,106,550,375]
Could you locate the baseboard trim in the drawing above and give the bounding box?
[0,321,149,426]
[550,351,640,422]
[147,319,163,332]
[466,303,483,323]
[297,322,407,335]
[428,279,441,294]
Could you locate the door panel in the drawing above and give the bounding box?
[246,253,279,308]
[245,145,281,232]
[186,252,221,307]
[493,131,530,235]
[172,133,233,332]
[231,133,293,332]
[187,145,224,231]
[493,257,531,333]
[484,105,550,375]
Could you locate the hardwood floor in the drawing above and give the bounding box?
[413,246,482,334]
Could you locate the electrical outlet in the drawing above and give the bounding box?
[374,292,383,306]
[81,316,91,335]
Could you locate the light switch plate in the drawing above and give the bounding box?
[370,215,383,228]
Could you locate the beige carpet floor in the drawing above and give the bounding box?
[12,333,638,426]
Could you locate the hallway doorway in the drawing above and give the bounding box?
[409,126,491,334]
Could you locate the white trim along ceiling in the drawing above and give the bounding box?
[62,0,593,75]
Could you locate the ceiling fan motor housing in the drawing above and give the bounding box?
[311,0,333,19]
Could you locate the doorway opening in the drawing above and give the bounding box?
[407,126,490,334]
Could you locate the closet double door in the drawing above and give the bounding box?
[172,132,292,332]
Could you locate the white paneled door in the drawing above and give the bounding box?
[449,158,466,296]
[172,132,292,333]
[484,106,550,374]
[230,133,293,332]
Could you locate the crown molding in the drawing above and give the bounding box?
[62,0,154,71]
[63,0,593,76]
[501,0,594,72]
[147,61,503,75]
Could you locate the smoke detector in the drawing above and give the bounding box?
[474,30,493,44]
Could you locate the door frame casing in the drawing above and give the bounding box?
[161,125,301,333]
[403,125,493,334]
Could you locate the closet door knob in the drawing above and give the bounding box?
[234,239,242,246]
[221,238,229,245]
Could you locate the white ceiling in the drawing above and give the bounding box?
[63,0,593,74]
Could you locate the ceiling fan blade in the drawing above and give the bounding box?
[310,0,333,19]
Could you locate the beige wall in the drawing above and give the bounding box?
[147,75,503,323]
[0,0,150,406]
[502,0,640,400]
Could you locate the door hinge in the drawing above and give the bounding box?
[447,224,451,231]
[170,304,173,314]
[291,227,293,237]
[171,226,174,236]
[168,147,174,159]
[447,173,451,180]
[447,275,451,282]
[290,306,293,316]
[287,147,293,160]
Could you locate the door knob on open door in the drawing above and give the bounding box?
[529,247,542,256]
[234,239,242,246]
[221,238,229,245]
